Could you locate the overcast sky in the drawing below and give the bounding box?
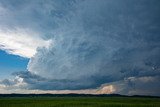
[0,0,160,96]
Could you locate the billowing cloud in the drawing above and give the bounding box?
[27,0,160,93]
[0,0,160,95]
[0,28,51,58]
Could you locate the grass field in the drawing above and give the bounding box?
[0,97,159,107]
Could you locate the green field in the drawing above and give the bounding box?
[0,97,159,107]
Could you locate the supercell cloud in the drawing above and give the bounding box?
[0,0,160,95]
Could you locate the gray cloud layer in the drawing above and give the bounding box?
[0,0,160,95]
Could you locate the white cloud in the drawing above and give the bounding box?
[0,28,51,58]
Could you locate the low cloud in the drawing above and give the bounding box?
[0,71,115,94]
[112,76,160,96]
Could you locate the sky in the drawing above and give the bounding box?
[0,0,160,96]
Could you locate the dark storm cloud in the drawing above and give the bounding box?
[0,0,76,39]
[11,71,97,90]
[0,0,160,95]
[113,75,160,96]
[27,0,160,93]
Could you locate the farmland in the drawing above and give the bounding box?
[0,96,159,107]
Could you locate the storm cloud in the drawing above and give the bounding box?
[0,0,160,95]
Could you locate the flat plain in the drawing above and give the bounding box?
[0,97,159,107]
